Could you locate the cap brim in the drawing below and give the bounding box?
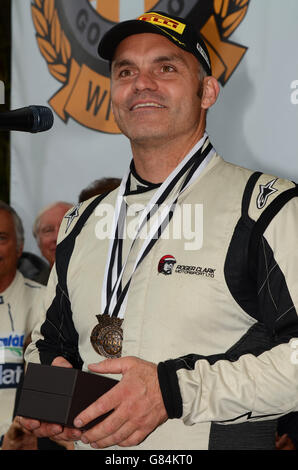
[98,19,183,61]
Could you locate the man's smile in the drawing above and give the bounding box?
[130,101,166,111]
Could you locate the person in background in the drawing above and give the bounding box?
[78,178,121,203]
[18,251,50,286]
[33,201,73,268]
[18,202,74,287]
[0,201,44,449]
[3,201,74,451]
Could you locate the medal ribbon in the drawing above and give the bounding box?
[101,133,215,319]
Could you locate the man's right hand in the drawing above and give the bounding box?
[17,356,83,442]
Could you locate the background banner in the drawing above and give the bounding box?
[10,0,298,256]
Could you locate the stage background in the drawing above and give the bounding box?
[10,0,298,256]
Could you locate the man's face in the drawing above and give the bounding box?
[111,33,204,145]
[163,261,175,275]
[37,204,70,266]
[0,210,22,282]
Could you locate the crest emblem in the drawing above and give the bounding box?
[32,0,250,133]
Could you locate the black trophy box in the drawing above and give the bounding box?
[17,362,118,430]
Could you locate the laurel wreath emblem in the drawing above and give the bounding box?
[32,0,249,85]
[213,0,249,38]
[30,0,249,132]
[31,0,71,84]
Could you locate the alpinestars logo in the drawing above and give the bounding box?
[64,203,82,233]
[257,178,278,209]
[32,0,250,133]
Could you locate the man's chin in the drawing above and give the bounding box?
[124,126,171,144]
[117,117,170,141]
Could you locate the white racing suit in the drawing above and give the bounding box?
[25,149,298,450]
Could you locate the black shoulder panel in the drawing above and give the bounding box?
[224,176,298,338]
[224,172,260,320]
[37,193,109,368]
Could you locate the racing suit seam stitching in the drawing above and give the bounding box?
[42,317,67,342]
[58,294,65,343]
[275,305,295,323]
[261,238,278,312]
[57,282,70,302]
[257,262,278,294]
[177,357,193,370]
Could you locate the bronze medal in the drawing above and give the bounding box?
[90,314,123,358]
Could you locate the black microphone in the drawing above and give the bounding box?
[0,105,54,133]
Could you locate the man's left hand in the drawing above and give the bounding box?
[275,433,296,450]
[2,417,38,450]
[74,356,168,448]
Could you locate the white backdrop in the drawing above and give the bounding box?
[10,0,298,256]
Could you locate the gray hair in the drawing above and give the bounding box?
[0,200,24,249]
[197,63,208,99]
[198,63,208,82]
[33,201,73,238]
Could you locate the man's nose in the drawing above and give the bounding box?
[133,70,158,92]
[50,226,60,243]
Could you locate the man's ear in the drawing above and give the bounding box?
[17,242,24,259]
[201,76,220,110]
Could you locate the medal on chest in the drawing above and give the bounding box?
[90,314,123,359]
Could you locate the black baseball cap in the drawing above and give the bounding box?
[98,11,212,76]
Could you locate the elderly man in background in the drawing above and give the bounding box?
[0,201,44,449]
[33,202,73,268]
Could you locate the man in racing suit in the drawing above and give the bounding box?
[21,11,298,450]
